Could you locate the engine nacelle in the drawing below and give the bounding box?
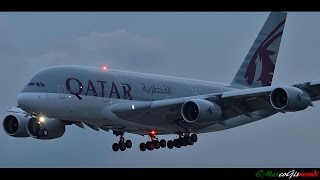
[27,117,65,140]
[3,114,30,137]
[181,99,222,125]
[270,86,311,112]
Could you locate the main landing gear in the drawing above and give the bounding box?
[111,130,198,152]
[138,131,198,151]
[34,118,48,138]
[139,131,166,151]
[112,131,132,152]
[166,133,197,149]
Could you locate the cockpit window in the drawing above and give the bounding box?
[27,82,45,87]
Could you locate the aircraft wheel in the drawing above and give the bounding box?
[126,140,132,148]
[112,143,119,152]
[146,141,154,151]
[174,139,181,148]
[119,142,126,151]
[160,139,166,148]
[140,143,146,151]
[167,140,173,149]
[191,134,198,142]
[181,138,187,146]
[186,136,193,145]
[188,140,194,146]
[41,129,48,137]
[153,140,160,149]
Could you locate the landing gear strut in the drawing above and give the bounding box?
[112,131,132,152]
[34,119,48,138]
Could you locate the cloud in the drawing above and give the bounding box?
[0,16,18,56]
[76,30,167,63]
[22,29,170,73]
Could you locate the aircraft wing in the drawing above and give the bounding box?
[292,80,320,101]
[110,86,275,126]
[109,83,320,126]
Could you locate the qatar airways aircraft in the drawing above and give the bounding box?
[3,12,318,152]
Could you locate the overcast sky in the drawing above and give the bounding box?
[1,12,320,167]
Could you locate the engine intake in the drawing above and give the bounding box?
[181,99,222,125]
[270,86,311,112]
[3,114,30,137]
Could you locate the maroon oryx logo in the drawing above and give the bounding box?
[245,20,286,87]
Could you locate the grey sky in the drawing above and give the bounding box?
[1,12,320,167]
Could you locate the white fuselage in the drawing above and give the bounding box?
[17,65,276,135]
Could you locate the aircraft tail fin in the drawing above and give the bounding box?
[231,12,287,88]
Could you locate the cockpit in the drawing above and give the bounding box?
[21,81,47,93]
[27,82,46,87]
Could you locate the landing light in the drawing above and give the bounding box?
[132,105,135,109]
[39,116,45,123]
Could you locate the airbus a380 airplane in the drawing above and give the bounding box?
[3,12,318,152]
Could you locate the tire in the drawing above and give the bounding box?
[186,136,193,145]
[174,139,181,148]
[191,134,198,142]
[140,143,146,151]
[119,142,126,151]
[112,143,119,152]
[167,140,173,149]
[146,141,154,151]
[126,140,132,148]
[160,139,166,148]
[181,138,187,146]
[41,129,48,137]
[153,140,160,149]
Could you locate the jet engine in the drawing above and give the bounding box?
[27,117,65,140]
[270,86,311,112]
[181,99,222,125]
[3,114,30,137]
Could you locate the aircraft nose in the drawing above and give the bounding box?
[17,93,26,108]
[17,93,33,112]
[17,92,49,114]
